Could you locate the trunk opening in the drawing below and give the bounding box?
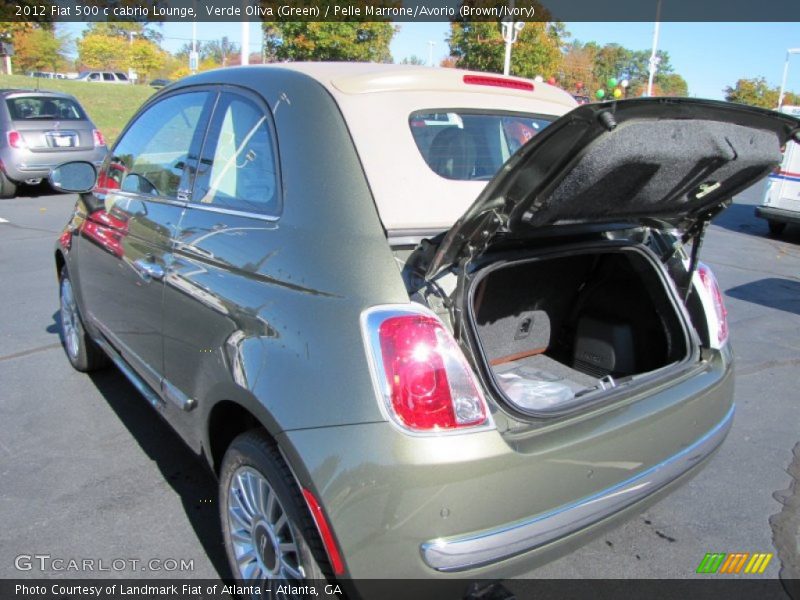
[467,244,694,415]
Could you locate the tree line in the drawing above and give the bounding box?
[2,21,797,108]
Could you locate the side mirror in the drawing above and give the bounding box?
[49,161,97,193]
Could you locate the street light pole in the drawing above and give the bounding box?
[646,0,662,97]
[778,48,800,109]
[501,7,524,76]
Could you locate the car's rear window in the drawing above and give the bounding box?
[409,110,553,181]
[6,96,86,121]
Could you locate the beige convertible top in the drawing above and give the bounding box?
[281,63,577,232]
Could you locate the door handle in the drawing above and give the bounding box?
[133,258,165,281]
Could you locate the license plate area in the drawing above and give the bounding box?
[46,131,78,148]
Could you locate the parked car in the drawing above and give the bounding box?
[756,104,800,236]
[0,89,107,198]
[75,71,131,84]
[51,64,799,594]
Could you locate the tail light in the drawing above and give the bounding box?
[92,129,106,147]
[695,263,729,348]
[362,305,492,433]
[7,130,25,149]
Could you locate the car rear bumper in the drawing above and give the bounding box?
[755,205,800,225]
[421,403,733,572]
[0,149,106,182]
[279,347,734,581]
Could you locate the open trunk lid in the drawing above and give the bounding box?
[425,98,800,280]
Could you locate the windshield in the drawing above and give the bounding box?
[6,96,86,121]
[409,110,554,181]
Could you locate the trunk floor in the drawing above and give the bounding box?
[494,353,599,393]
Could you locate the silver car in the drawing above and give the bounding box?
[0,89,108,198]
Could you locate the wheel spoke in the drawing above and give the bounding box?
[281,562,304,581]
[273,512,287,534]
[236,473,257,516]
[278,541,298,555]
[229,489,254,526]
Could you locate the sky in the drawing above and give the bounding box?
[61,21,800,101]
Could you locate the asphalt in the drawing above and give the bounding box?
[0,183,798,589]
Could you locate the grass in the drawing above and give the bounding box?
[0,74,155,144]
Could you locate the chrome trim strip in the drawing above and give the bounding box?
[421,404,734,572]
[94,338,166,411]
[184,201,280,222]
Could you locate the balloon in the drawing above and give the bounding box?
[576,81,584,89]
[534,75,544,83]
[595,89,606,99]
[613,88,623,98]
[620,79,630,88]
[607,77,618,88]
[547,77,556,85]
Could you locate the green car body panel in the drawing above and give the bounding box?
[53,63,799,583]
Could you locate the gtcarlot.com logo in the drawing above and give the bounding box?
[14,554,194,573]
[696,552,773,574]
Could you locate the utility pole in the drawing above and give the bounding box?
[427,41,435,67]
[646,0,662,97]
[778,48,800,109]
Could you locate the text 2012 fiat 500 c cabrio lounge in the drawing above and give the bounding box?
[50,64,800,597]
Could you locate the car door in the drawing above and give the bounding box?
[161,89,281,447]
[76,90,214,393]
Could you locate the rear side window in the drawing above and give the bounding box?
[409,110,553,181]
[6,97,86,121]
[102,73,114,82]
[115,73,128,81]
[106,91,209,199]
[192,92,279,216]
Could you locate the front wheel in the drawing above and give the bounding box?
[220,430,332,599]
[59,268,107,372]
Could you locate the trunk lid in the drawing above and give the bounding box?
[425,98,800,280]
[14,120,95,152]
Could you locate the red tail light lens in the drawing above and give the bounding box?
[463,74,534,92]
[92,129,106,147]
[363,306,491,433]
[696,263,729,347]
[7,130,25,149]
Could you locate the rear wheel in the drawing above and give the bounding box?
[59,268,108,372]
[768,220,787,237]
[0,171,17,199]
[220,430,331,599]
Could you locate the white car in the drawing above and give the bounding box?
[75,71,131,85]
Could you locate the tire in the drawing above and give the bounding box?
[0,171,17,199]
[59,268,108,372]
[768,220,787,237]
[220,430,334,599]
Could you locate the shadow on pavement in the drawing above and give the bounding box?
[87,368,232,580]
[726,278,800,316]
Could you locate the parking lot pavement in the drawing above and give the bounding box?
[1,188,798,584]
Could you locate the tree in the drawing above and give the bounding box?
[128,38,167,82]
[262,23,395,62]
[177,38,240,66]
[724,77,799,108]
[85,22,163,44]
[401,55,425,65]
[447,22,561,80]
[11,27,68,73]
[77,34,129,71]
